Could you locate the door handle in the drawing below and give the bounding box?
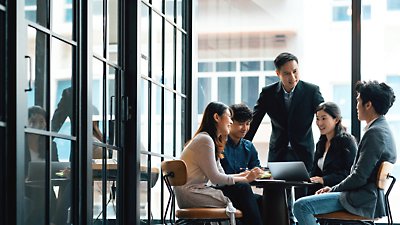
[25,56,32,92]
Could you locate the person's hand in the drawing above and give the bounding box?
[238,170,250,177]
[244,169,258,182]
[251,167,264,178]
[315,186,331,195]
[310,176,324,185]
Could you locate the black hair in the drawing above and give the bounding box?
[28,105,47,120]
[316,102,346,136]
[230,103,253,123]
[274,52,298,70]
[355,80,396,115]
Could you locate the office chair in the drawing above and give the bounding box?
[161,159,243,225]
[315,161,396,225]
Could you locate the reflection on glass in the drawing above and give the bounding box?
[164,23,174,88]
[140,79,149,153]
[26,27,48,122]
[92,0,104,56]
[52,0,73,40]
[108,0,119,64]
[151,13,162,83]
[176,32,183,94]
[50,38,73,136]
[176,96,184,158]
[177,0,183,28]
[24,0,48,28]
[25,106,63,224]
[141,4,150,77]
[151,85,162,154]
[164,91,174,156]
[165,0,174,22]
[139,153,149,221]
[92,147,118,220]
[152,0,162,12]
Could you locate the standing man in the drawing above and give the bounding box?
[245,52,324,171]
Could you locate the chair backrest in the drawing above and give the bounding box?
[376,161,394,189]
[161,159,187,186]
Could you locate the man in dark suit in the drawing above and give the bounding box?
[293,80,397,225]
[245,52,324,171]
[245,52,324,224]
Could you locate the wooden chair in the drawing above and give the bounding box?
[315,161,396,225]
[161,159,243,225]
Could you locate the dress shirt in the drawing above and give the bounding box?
[220,136,261,174]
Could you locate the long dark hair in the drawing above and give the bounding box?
[192,102,231,159]
[316,102,346,140]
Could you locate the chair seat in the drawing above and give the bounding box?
[176,208,243,219]
[315,211,380,221]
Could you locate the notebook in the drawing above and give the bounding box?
[27,161,71,181]
[268,161,311,182]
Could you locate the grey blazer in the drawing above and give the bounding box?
[331,116,397,218]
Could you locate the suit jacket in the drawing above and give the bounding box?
[311,132,357,187]
[331,116,397,218]
[245,80,324,171]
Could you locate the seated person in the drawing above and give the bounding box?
[25,106,59,225]
[308,102,357,194]
[221,103,261,174]
[293,80,397,225]
[174,102,264,225]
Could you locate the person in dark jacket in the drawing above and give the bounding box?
[294,80,397,225]
[308,102,357,195]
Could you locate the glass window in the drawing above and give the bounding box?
[24,0,48,27]
[216,61,236,72]
[332,5,371,21]
[240,61,260,71]
[165,0,174,22]
[218,77,235,106]
[263,60,275,71]
[361,1,400,222]
[198,62,213,72]
[50,38,73,135]
[52,0,74,41]
[92,0,104,57]
[108,0,119,64]
[151,85,162,154]
[241,77,259,108]
[176,32,183,93]
[164,91,174,156]
[141,4,150,77]
[265,76,279,86]
[152,13,163,83]
[164,23,174,87]
[387,0,400,10]
[198,77,211,113]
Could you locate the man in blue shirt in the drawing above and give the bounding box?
[221,103,261,174]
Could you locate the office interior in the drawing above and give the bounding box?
[0,0,399,224]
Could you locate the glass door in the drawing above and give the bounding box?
[21,1,76,224]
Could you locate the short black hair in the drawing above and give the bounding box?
[355,80,396,115]
[230,103,253,122]
[28,105,47,119]
[274,52,298,70]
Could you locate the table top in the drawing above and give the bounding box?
[251,178,317,188]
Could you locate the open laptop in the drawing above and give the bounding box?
[27,161,70,181]
[268,161,311,182]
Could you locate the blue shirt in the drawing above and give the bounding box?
[220,136,261,174]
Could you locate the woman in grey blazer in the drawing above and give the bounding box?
[293,80,397,225]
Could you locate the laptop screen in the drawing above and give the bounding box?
[268,161,311,182]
